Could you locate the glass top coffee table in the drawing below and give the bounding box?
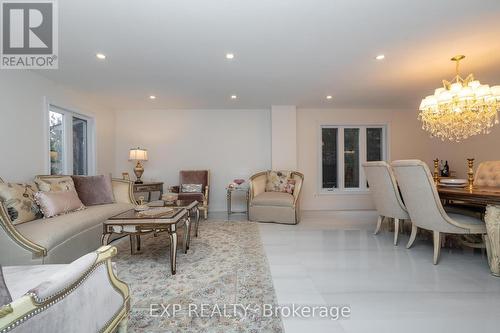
[103,207,189,275]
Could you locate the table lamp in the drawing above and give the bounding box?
[129,147,148,184]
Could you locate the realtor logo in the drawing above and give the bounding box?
[1,0,58,69]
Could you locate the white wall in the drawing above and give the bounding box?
[0,71,115,182]
[297,108,435,211]
[114,109,271,212]
[271,105,297,170]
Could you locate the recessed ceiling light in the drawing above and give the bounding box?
[231,95,237,99]
[96,53,106,60]
[149,95,156,100]
[375,54,385,60]
[326,95,333,100]
[226,53,235,59]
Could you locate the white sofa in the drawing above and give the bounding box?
[0,246,129,333]
[0,178,135,266]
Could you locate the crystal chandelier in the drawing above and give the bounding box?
[418,55,500,142]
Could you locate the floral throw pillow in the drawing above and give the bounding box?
[265,171,292,192]
[285,179,296,194]
[0,183,43,225]
[35,176,75,192]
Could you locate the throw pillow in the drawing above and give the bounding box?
[35,176,76,192]
[0,265,12,307]
[265,171,292,192]
[181,184,203,193]
[0,182,43,225]
[285,179,296,194]
[72,175,115,206]
[34,190,85,218]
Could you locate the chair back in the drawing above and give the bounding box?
[179,170,209,191]
[391,160,457,232]
[363,161,408,219]
[474,161,500,187]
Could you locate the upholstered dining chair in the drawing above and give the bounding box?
[392,160,486,264]
[363,161,410,245]
[169,170,210,219]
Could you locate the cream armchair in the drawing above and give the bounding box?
[248,171,304,224]
[392,160,486,264]
[0,246,130,333]
[363,162,410,246]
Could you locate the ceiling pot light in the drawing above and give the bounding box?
[226,53,235,59]
[231,95,237,99]
[149,95,156,100]
[96,53,106,60]
[375,54,385,60]
[326,95,333,100]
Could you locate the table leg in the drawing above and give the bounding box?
[227,190,231,219]
[169,225,178,275]
[195,206,200,237]
[184,216,191,254]
[147,191,151,202]
[101,233,111,246]
[484,205,500,276]
[129,235,134,255]
[136,234,141,252]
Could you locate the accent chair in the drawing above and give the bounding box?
[169,170,210,219]
[0,246,129,333]
[392,160,486,264]
[248,171,304,225]
[363,161,410,245]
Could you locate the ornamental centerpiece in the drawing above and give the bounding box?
[418,55,500,142]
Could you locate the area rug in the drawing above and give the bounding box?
[113,221,284,333]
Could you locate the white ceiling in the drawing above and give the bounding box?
[36,0,500,110]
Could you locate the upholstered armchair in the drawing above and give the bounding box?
[248,171,304,225]
[363,161,410,246]
[169,170,210,219]
[0,246,130,333]
[392,160,486,264]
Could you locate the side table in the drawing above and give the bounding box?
[133,182,164,202]
[226,187,249,219]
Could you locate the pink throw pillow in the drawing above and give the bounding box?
[34,190,86,218]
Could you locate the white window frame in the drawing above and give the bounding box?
[43,99,96,175]
[318,124,389,194]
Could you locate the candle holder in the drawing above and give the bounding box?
[467,158,475,190]
[433,158,440,185]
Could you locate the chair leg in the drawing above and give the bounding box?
[407,224,417,249]
[374,215,383,235]
[393,218,400,246]
[433,231,441,265]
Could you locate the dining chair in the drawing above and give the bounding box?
[363,161,410,245]
[392,160,486,264]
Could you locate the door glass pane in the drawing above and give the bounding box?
[322,128,338,189]
[367,128,383,161]
[73,117,88,175]
[344,128,359,188]
[49,111,64,175]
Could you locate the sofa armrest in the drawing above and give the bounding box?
[0,203,46,264]
[112,178,136,205]
[0,246,130,333]
[291,172,304,206]
[249,172,267,202]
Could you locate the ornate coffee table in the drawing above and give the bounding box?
[103,207,189,275]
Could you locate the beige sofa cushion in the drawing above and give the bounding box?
[15,203,132,251]
[251,192,294,207]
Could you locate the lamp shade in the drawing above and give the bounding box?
[129,148,148,161]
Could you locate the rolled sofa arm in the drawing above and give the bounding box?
[249,172,267,202]
[0,246,130,333]
[112,179,136,205]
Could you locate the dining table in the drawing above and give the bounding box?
[438,185,500,276]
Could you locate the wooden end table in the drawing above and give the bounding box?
[133,182,164,202]
[103,207,189,275]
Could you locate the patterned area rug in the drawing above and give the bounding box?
[113,221,284,333]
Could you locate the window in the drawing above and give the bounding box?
[320,125,387,192]
[48,105,95,175]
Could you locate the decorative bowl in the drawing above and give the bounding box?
[234,179,245,185]
[162,193,178,203]
[440,178,467,185]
